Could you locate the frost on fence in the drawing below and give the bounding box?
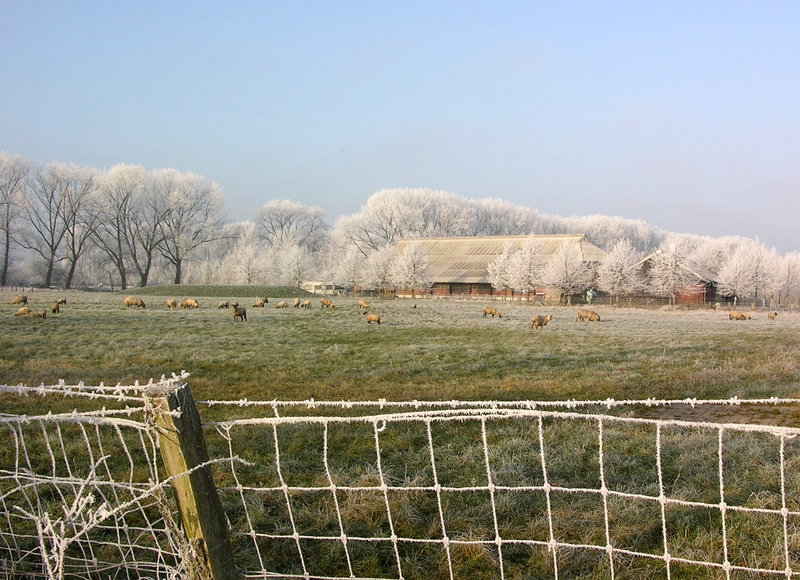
[0,376,188,579]
[201,398,800,580]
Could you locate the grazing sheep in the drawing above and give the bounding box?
[10,294,27,305]
[33,309,46,319]
[357,299,368,309]
[178,298,198,309]
[124,296,146,308]
[14,307,30,317]
[232,305,247,321]
[531,314,552,330]
[482,306,501,318]
[166,299,177,309]
[320,298,335,308]
[253,298,268,308]
[301,300,312,308]
[56,298,67,306]
[729,311,751,320]
[218,301,229,309]
[363,311,381,324]
[294,297,301,307]
[276,301,288,308]
[768,311,778,319]
[51,303,60,314]
[576,309,600,322]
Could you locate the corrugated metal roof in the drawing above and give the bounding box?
[394,234,606,284]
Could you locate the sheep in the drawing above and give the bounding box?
[51,303,60,314]
[218,301,230,309]
[320,298,335,308]
[729,311,751,320]
[531,314,552,330]
[576,309,600,322]
[232,305,247,321]
[14,307,30,317]
[33,309,46,319]
[301,299,312,308]
[482,307,501,318]
[56,298,67,306]
[10,294,28,305]
[124,296,146,308]
[276,301,288,308]
[357,299,368,309]
[253,298,268,308]
[231,301,240,309]
[768,311,778,319]
[294,297,301,307]
[178,298,198,309]
[740,311,752,320]
[166,299,177,309]
[363,311,381,324]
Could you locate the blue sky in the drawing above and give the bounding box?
[2,2,799,252]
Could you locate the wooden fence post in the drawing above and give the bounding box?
[146,382,239,580]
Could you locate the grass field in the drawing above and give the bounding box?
[2,287,799,405]
[3,287,800,578]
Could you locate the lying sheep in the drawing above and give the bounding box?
[51,303,60,314]
[531,314,552,330]
[218,301,229,309]
[576,309,600,322]
[768,311,778,319]
[276,301,288,308]
[482,307,501,318]
[320,298,335,308]
[124,296,146,308]
[14,307,30,317]
[10,294,27,305]
[363,311,381,324]
[294,297,301,307]
[33,309,46,319]
[166,299,177,309]
[232,305,247,321]
[357,299,368,309]
[253,298,268,308]
[301,300,312,308]
[179,298,198,309]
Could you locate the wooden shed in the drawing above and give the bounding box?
[392,234,606,299]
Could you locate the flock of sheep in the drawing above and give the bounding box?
[9,294,67,319]
[8,292,781,330]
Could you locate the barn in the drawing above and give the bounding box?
[392,234,606,301]
[634,251,719,306]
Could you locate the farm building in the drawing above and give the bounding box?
[392,234,606,301]
[634,250,719,306]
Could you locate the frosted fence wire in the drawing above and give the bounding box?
[2,376,800,579]
[201,397,800,580]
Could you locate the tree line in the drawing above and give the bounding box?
[2,152,798,306]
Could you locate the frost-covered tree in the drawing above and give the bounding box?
[362,246,395,292]
[487,242,516,295]
[22,162,96,287]
[646,242,695,307]
[335,246,366,293]
[0,152,30,285]
[596,238,640,303]
[156,169,226,285]
[391,241,432,297]
[541,240,591,304]
[227,221,268,284]
[254,199,329,254]
[717,238,781,308]
[93,164,149,289]
[269,241,316,286]
[60,168,100,289]
[505,237,543,297]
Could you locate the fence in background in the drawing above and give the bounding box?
[2,376,800,579]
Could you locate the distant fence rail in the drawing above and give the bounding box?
[2,376,800,579]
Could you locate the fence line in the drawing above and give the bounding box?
[2,376,800,578]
